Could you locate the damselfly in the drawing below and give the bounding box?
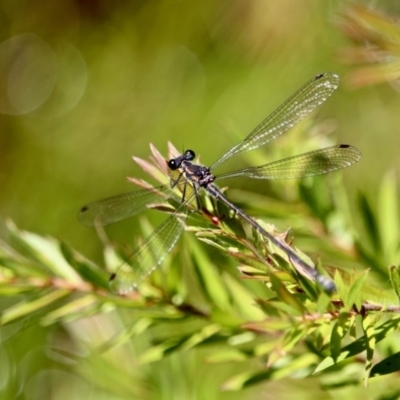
[79,73,361,294]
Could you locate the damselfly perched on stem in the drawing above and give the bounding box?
[79,73,361,294]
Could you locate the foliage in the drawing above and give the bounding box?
[338,4,400,88]
[1,140,400,399]
[2,2,400,399]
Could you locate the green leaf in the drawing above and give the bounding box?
[330,312,355,361]
[354,240,382,275]
[60,242,110,290]
[370,351,400,377]
[357,193,381,255]
[315,316,400,373]
[378,171,400,264]
[138,338,185,364]
[99,318,154,353]
[362,314,376,385]
[189,236,232,312]
[388,265,400,302]
[345,270,368,311]
[205,348,249,363]
[269,272,306,314]
[334,269,347,303]
[222,352,319,391]
[1,288,71,325]
[280,326,309,355]
[274,353,320,379]
[179,323,222,351]
[40,294,102,325]
[222,272,265,320]
[138,324,223,364]
[299,177,332,223]
[292,261,319,300]
[7,220,83,283]
[243,316,293,332]
[221,370,272,391]
[316,292,333,313]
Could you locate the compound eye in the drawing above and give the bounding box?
[186,150,195,160]
[168,159,178,170]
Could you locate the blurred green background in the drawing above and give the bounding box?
[4,0,400,259]
[1,0,400,399]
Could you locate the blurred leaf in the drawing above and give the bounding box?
[139,324,223,364]
[205,348,249,363]
[60,242,110,290]
[272,353,320,379]
[0,282,40,295]
[292,261,319,300]
[316,292,333,314]
[272,327,309,363]
[243,316,293,333]
[180,323,222,351]
[78,355,147,399]
[330,311,355,361]
[334,269,347,303]
[315,316,400,373]
[345,270,368,311]
[1,288,71,325]
[362,314,376,385]
[357,193,381,255]
[269,272,306,314]
[189,235,232,312]
[222,272,265,320]
[138,338,185,364]
[370,351,400,377]
[221,370,272,391]
[298,177,333,224]
[388,265,400,302]
[339,4,400,88]
[7,220,83,283]
[99,318,154,354]
[378,171,400,264]
[222,351,319,391]
[354,240,382,276]
[40,294,102,326]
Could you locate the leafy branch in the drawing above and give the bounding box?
[1,140,400,394]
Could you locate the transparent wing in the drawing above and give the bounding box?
[109,193,197,294]
[216,145,361,180]
[79,184,173,227]
[211,73,340,170]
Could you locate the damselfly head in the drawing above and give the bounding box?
[167,149,196,170]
